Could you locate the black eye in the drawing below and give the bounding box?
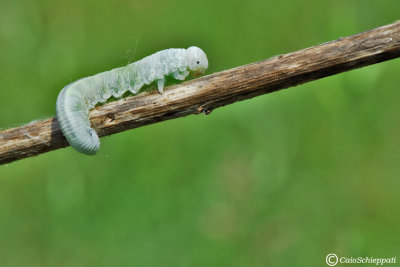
[196,61,200,64]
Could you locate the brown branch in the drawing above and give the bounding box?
[1,21,400,165]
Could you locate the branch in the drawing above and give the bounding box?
[1,21,399,165]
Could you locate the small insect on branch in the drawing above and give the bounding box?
[1,20,400,165]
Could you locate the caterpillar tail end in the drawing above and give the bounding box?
[56,83,101,156]
[56,111,101,155]
[71,127,101,155]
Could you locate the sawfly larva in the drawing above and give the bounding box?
[56,46,208,155]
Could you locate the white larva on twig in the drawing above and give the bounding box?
[56,46,208,155]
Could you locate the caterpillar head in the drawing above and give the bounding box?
[185,46,208,75]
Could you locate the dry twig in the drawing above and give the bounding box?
[1,21,399,165]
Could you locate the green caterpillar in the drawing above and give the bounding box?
[56,46,208,155]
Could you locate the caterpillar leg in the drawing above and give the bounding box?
[157,78,165,94]
[173,71,187,80]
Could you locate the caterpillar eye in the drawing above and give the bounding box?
[197,61,200,64]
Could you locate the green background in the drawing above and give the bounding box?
[0,0,399,266]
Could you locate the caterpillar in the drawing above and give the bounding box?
[56,46,208,155]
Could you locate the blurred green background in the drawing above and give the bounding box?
[0,0,399,266]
